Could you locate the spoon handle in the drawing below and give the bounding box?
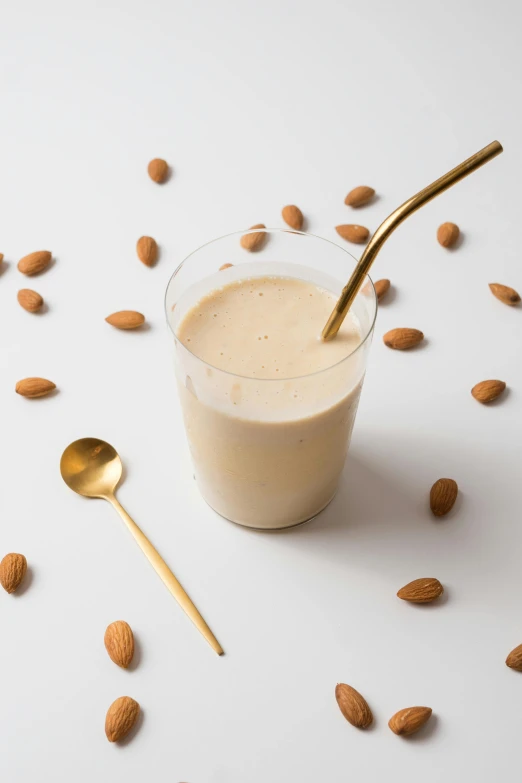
[107,494,223,656]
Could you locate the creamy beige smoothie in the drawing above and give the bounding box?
[174,274,366,529]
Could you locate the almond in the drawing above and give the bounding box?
[374,278,390,301]
[389,706,432,736]
[136,236,158,267]
[105,696,140,742]
[282,205,304,230]
[335,683,373,729]
[15,377,56,398]
[18,251,52,276]
[0,553,27,594]
[104,621,134,669]
[105,311,145,330]
[147,158,169,183]
[335,224,370,244]
[344,186,375,208]
[430,478,458,517]
[506,644,522,672]
[437,222,460,248]
[0,253,4,263]
[17,289,44,313]
[240,224,267,252]
[489,283,521,306]
[471,379,506,404]
[219,263,234,271]
[383,327,424,350]
[397,577,444,603]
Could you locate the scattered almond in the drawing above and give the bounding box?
[104,621,135,669]
[136,236,158,267]
[471,379,506,404]
[345,186,375,208]
[282,205,304,230]
[430,478,458,517]
[489,283,520,306]
[383,327,424,350]
[219,263,234,271]
[437,222,460,248]
[0,253,4,263]
[105,696,140,742]
[397,577,444,603]
[147,158,169,183]
[374,278,390,301]
[105,311,145,330]
[18,251,52,276]
[17,289,44,313]
[335,224,370,244]
[240,224,267,252]
[335,683,373,729]
[389,706,432,736]
[0,553,27,594]
[15,377,56,398]
[506,644,522,672]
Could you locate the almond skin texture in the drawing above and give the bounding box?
[344,186,375,208]
[219,263,234,271]
[389,707,432,736]
[430,478,458,517]
[374,279,390,301]
[147,158,168,183]
[335,683,373,729]
[335,224,370,244]
[282,205,304,230]
[104,621,134,669]
[383,327,424,350]
[240,224,267,252]
[17,289,44,313]
[18,251,52,276]
[0,553,27,594]
[105,311,145,330]
[16,377,56,398]
[471,379,506,404]
[136,236,158,267]
[506,644,522,672]
[437,222,460,248]
[489,283,521,306]
[397,577,444,603]
[105,696,140,742]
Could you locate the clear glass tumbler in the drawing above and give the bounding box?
[165,228,377,530]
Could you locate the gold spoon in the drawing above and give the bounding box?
[60,437,223,656]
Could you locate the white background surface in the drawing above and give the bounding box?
[1,0,521,780]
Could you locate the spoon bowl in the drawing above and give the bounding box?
[60,437,122,498]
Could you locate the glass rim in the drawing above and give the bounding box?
[164,227,378,382]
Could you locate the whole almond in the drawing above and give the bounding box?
[335,683,373,729]
[0,553,27,594]
[471,379,506,404]
[383,327,424,350]
[147,158,169,183]
[0,253,4,263]
[219,263,234,271]
[15,377,56,398]
[282,205,304,230]
[489,283,521,306]
[344,186,375,208]
[104,621,134,669]
[17,289,44,313]
[397,577,444,603]
[18,251,52,276]
[430,478,458,517]
[389,706,432,736]
[374,278,390,301]
[240,224,267,252]
[437,222,460,248]
[506,644,522,672]
[335,224,370,244]
[105,311,145,330]
[136,236,158,267]
[105,696,140,742]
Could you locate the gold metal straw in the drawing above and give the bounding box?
[322,140,503,341]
